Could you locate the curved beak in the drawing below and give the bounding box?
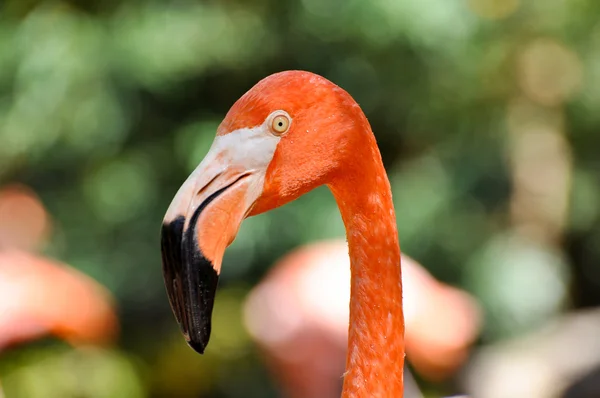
[161,155,262,354]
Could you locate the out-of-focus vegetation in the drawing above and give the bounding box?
[0,0,598,397]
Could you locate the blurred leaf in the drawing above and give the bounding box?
[1,346,145,398]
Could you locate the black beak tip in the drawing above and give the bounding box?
[161,215,219,357]
[186,337,207,354]
[162,188,226,358]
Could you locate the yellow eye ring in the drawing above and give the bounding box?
[271,114,290,135]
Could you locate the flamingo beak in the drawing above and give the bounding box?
[161,160,261,354]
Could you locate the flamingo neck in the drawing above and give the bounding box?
[328,149,405,398]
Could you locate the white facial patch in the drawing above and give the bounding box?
[164,112,286,224]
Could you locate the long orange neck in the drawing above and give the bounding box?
[329,141,405,397]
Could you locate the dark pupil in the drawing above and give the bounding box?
[278,122,283,127]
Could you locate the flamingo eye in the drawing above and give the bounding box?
[269,113,291,135]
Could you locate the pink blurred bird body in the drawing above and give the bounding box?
[244,240,481,397]
[0,251,118,351]
[0,185,118,352]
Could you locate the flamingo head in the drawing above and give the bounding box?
[161,70,369,354]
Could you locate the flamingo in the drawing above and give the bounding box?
[0,185,118,350]
[0,250,118,351]
[0,185,118,397]
[243,239,481,398]
[162,70,426,396]
[0,252,118,397]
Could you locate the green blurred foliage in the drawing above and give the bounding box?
[1,0,599,396]
[0,345,145,398]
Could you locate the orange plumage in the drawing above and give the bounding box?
[223,72,405,395]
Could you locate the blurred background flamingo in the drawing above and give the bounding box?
[244,239,481,398]
[0,250,117,352]
[0,184,118,350]
[0,185,140,398]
